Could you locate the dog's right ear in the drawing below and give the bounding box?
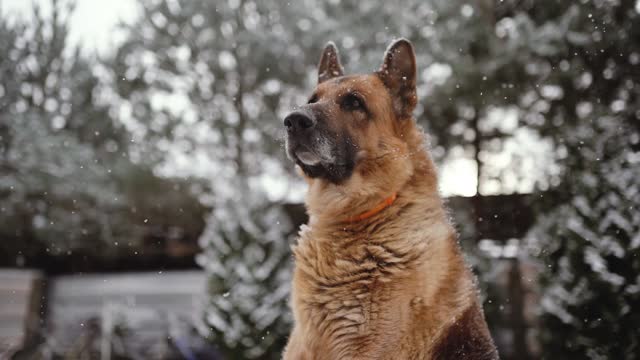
[377,39,417,120]
[318,41,344,83]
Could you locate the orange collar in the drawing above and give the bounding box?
[344,192,398,223]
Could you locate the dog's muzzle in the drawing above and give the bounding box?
[283,108,355,183]
[284,110,326,166]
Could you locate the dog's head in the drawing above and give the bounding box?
[284,39,420,191]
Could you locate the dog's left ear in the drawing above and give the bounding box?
[377,39,417,119]
[318,41,344,83]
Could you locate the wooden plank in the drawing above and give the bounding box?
[0,269,44,352]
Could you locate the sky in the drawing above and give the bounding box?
[1,0,140,54]
[0,0,502,197]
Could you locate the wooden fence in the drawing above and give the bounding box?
[0,269,45,355]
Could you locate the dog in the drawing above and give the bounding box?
[282,39,498,360]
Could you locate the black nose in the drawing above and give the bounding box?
[284,111,316,132]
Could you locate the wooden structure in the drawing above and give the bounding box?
[0,269,45,356]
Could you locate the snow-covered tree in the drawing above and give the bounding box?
[524,0,640,358]
[197,184,293,359]
[0,1,129,259]
[0,0,203,266]
[529,117,639,359]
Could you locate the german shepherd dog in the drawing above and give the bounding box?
[282,39,498,360]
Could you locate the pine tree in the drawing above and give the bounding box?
[530,118,640,359]
[524,0,640,358]
[0,0,202,266]
[0,0,129,260]
[197,185,293,359]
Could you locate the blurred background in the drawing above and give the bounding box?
[0,0,638,359]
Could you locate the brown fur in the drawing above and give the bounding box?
[283,40,497,360]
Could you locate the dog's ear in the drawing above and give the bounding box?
[377,39,417,119]
[318,41,344,83]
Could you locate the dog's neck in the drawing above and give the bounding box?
[343,192,398,223]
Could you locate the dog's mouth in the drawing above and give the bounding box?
[287,141,356,184]
[286,134,335,166]
[294,149,323,166]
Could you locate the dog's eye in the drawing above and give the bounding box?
[342,93,365,111]
[308,94,318,104]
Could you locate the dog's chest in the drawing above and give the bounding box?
[292,230,417,342]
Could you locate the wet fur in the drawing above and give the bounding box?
[284,41,497,360]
